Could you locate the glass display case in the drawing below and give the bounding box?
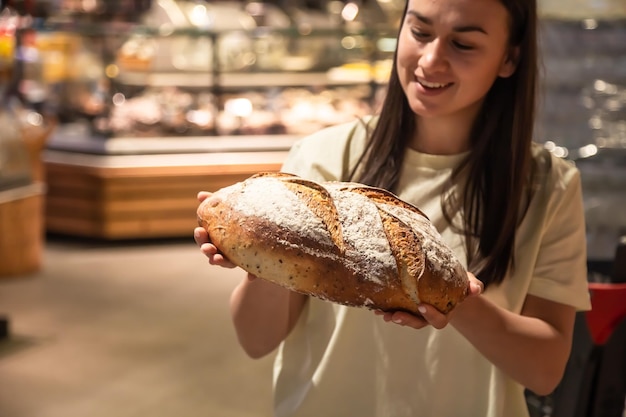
[24,1,398,239]
[25,0,397,154]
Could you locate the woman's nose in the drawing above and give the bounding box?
[420,39,448,71]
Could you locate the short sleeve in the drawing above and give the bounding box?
[528,164,592,311]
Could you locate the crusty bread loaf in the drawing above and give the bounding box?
[197,172,469,315]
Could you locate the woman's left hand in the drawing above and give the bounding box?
[375,272,484,330]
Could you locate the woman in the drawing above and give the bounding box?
[194,0,591,415]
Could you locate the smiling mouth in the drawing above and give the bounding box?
[418,79,451,89]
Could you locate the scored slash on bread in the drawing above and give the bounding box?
[252,172,347,254]
[375,210,424,307]
[197,171,469,315]
[337,184,429,307]
[279,179,347,255]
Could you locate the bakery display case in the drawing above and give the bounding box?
[27,0,397,238]
[36,0,395,150]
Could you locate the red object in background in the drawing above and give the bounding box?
[585,283,626,345]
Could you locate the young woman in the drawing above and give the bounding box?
[194,0,591,415]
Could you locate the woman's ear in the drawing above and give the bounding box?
[498,46,520,78]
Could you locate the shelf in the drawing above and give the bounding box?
[116,69,382,88]
[43,148,291,170]
[47,124,300,155]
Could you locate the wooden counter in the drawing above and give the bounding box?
[42,135,295,239]
[0,183,46,277]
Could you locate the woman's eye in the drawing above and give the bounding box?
[411,29,430,40]
[452,40,474,51]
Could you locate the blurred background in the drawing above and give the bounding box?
[0,1,624,417]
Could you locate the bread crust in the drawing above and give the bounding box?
[197,172,469,314]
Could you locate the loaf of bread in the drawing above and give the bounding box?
[197,172,469,315]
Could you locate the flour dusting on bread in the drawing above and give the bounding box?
[326,185,395,285]
[224,177,334,249]
[197,172,469,314]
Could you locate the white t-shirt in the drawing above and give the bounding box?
[274,118,591,417]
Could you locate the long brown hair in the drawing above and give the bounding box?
[349,0,539,288]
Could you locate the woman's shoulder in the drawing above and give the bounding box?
[531,142,581,188]
[282,116,377,181]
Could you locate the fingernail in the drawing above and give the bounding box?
[392,317,403,324]
[418,306,427,314]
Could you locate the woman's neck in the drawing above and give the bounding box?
[409,108,480,155]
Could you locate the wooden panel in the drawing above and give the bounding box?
[101,217,201,239]
[46,214,106,237]
[0,185,45,277]
[43,151,286,239]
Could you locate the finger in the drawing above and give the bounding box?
[383,311,430,329]
[204,248,237,269]
[467,272,484,297]
[372,309,394,322]
[376,310,395,322]
[208,252,237,268]
[200,242,219,256]
[193,227,209,245]
[197,191,212,202]
[416,304,449,329]
[470,280,484,296]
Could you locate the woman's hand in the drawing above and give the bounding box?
[194,191,237,268]
[195,192,305,358]
[376,272,484,330]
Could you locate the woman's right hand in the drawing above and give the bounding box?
[194,191,237,269]
[195,192,304,358]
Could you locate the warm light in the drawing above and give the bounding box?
[341,3,359,21]
[543,140,556,151]
[544,140,569,158]
[190,5,211,27]
[588,115,603,130]
[81,0,98,13]
[341,36,357,49]
[25,111,43,126]
[578,144,598,159]
[552,146,569,158]
[582,19,598,30]
[112,93,126,106]
[105,64,119,78]
[377,37,397,52]
[187,110,213,127]
[224,98,253,118]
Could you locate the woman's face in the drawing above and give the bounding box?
[396,0,517,122]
